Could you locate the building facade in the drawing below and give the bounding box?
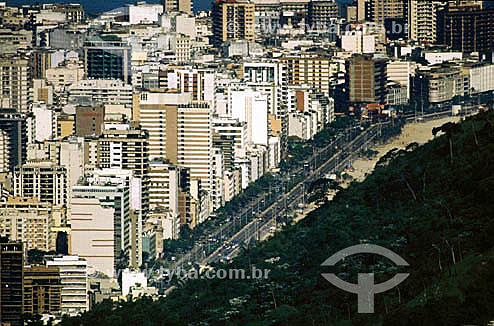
[45,256,88,314]
[0,241,23,326]
[0,55,30,113]
[347,55,388,104]
[212,0,255,46]
[437,4,494,53]
[23,266,62,315]
[84,40,132,84]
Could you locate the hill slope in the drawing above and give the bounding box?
[61,111,494,326]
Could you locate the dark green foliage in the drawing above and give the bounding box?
[62,111,494,325]
[307,178,342,205]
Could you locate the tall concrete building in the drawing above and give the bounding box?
[243,61,288,157]
[97,123,149,216]
[212,0,255,46]
[136,91,191,159]
[0,55,30,113]
[0,197,61,251]
[0,110,28,173]
[280,55,333,101]
[45,256,88,314]
[70,196,118,277]
[437,4,494,53]
[308,0,339,29]
[358,0,407,23]
[0,241,23,326]
[386,60,416,99]
[84,40,132,84]
[163,0,192,14]
[347,55,388,104]
[148,159,184,212]
[138,92,213,192]
[148,162,200,227]
[71,182,130,277]
[85,168,144,268]
[409,0,443,44]
[212,118,247,171]
[158,68,216,104]
[177,103,213,191]
[13,161,68,215]
[23,266,62,315]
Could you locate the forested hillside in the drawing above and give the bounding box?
[61,111,494,326]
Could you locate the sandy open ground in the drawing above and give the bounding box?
[347,116,462,182]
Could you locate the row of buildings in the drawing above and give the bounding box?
[0,241,89,326]
[211,0,494,54]
[0,240,160,325]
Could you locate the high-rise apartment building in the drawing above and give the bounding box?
[0,241,23,326]
[138,92,213,192]
[0,110,28,173]
[148,159,183,211]
[71,183,130,277]
[243,61,288,157]
[386,60,416,99]
[177,103,213,191]
[45,256,88,314]
[97,123,150,217]
[13,161,68,212]
[212,118,247,172]
[163,0,192,14]
[23,266,62,315]
[158,68,216,104]
[0,55,30,113]
[47,3,84,22]
[280,55,332,97]
[212,0,255,46]
[85,168,144,268]
[374,0,406,24]
[135,91,191,159]
[0,197,61,251]
[409,0,444,44]
[31,49,53,80]
[97,123,149,179]
[307,0,339,29]
[84,40,132,84]
[437,4,494,53]
[358,0,407,23]
[347,55,388,104]
[70,196,118,277]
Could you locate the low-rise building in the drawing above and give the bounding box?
[68,79,133,108]
[23,265,62,315]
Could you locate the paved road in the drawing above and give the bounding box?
[200,105,482,266]
[168,121,367,271]
[202,122,387,265]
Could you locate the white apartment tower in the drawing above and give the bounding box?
[46,256,89,314]
[409,1,443,44]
